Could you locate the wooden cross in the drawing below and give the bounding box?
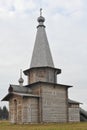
[40,8,42,16]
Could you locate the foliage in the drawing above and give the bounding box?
[0,106,9,120]
[0,121,87,130]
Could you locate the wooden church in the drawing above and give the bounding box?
[2,10,80,124]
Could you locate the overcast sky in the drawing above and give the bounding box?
[0,0,87,110]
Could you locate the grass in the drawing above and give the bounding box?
[0,121,87,130]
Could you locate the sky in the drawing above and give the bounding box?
[0,0,87,110]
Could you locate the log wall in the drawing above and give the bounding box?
[28,68,57,84]
[68,104,80,122]
[41,84,68,122]
[9,95,39,124]
[9,95,22,124]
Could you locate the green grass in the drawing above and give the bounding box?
[0,121,87,130]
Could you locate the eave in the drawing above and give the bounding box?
[24,81,72,88]
[24,66,61,75]
[2,92,40,101]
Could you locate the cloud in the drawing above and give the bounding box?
[13,0,36,12]
[42,0,83,16]
[0,0,85,19]
[0,0,37,18]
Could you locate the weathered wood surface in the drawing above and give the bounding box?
[68,105,80,122]
[41,84,68,122]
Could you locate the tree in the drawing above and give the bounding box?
[0,106,9,120]
[0,107,3,119]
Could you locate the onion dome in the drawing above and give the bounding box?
[18,77,24,84]
[37,8,45,28]
[37,16,45,23]
[18,69,24,86]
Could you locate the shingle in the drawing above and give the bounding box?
[30,15,54,68]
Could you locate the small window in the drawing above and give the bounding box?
[19,101,21,104]
[52,91,56,95]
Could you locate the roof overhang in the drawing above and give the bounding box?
[2,93,13,101]
[2,92,40,101]
[24,66,61,75]
[24,81,72,88]
[68,99,82,104]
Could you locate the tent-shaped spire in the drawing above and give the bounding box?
[30,9,54,68]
